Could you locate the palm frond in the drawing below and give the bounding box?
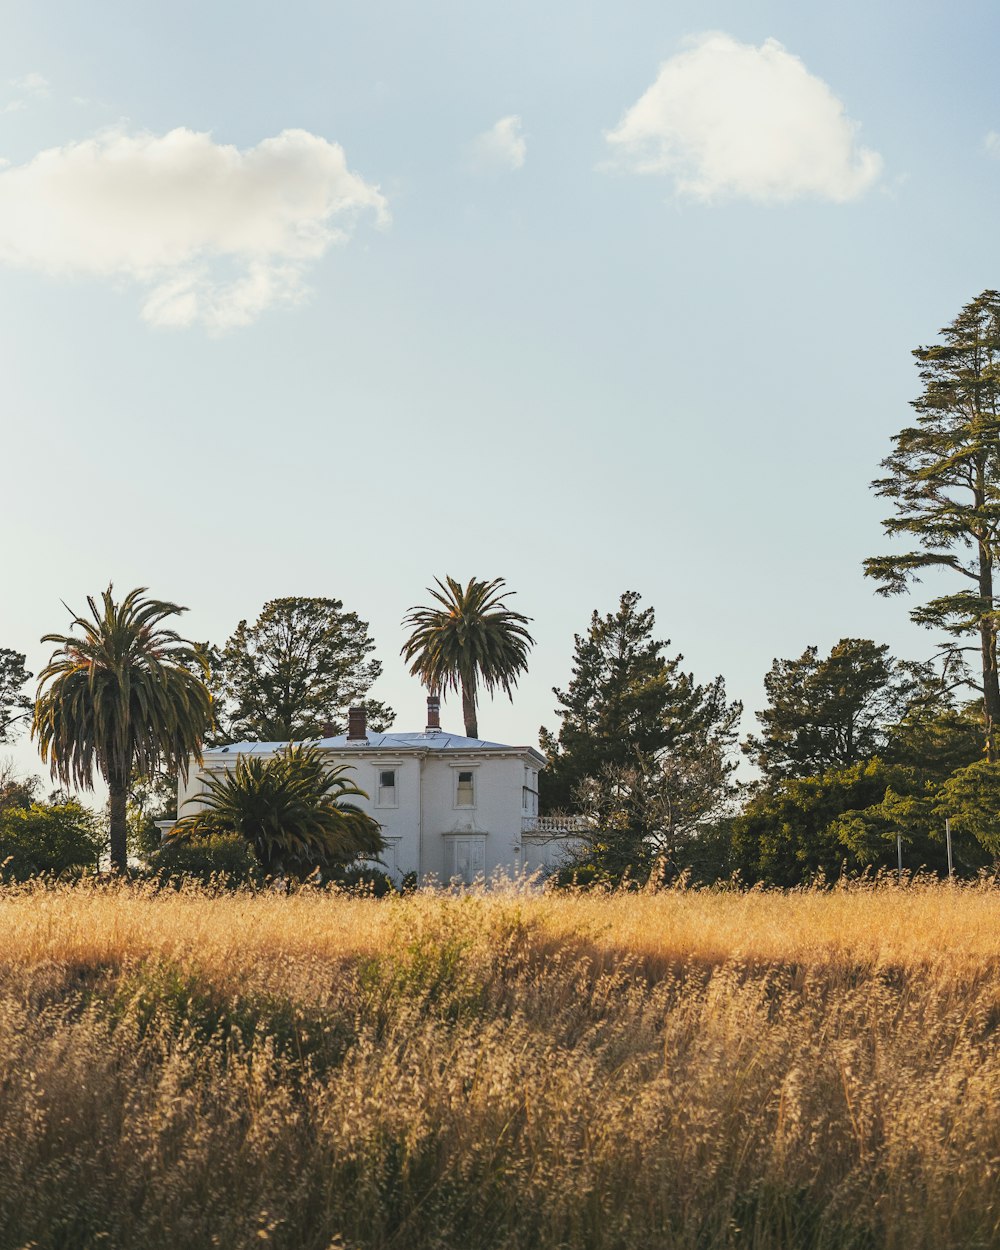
[400,576,535,720]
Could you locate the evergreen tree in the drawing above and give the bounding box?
[884,699,982,785]
[539,591,741,813]
[865,290,1000,759]
[734,698,987,886]
[744,638,928,782]
[0,648,32,742]
[214,598,393,742]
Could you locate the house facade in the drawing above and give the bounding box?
[175,696,578,884]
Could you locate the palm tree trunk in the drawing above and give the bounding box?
[462,679,478,739]
[108,780,128,874]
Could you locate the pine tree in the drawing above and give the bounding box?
[865,290,1000,759]
[539,591,740,813]
[0,649,32,742]
[213,598,393,742]
[743,638,928,782]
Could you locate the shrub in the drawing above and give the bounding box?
[148,833,261,887]
[332,864,398,896]
[171,743,384,877]
[0,800,103,880]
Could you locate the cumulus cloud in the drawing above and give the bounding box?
[0,126,387,329]
[2,70,49,114]
[11,72,49,97]
[605,33,881,203]
[467,115,526,174]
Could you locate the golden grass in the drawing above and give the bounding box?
[0,879,998,1249]
[6,874,999,977]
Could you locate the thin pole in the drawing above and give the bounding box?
[897,833,903,882]
[946,818,953,879]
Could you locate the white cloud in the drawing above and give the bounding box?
[467,115,526,174]
[2,71,49,114]
[605,33,881,203]
[11,72,49,97]
[0,126,388,330]
[985,132,1000,157]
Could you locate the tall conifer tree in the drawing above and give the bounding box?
[539,591,740,812]
[865,290,1000,759]
[743,638,928,782]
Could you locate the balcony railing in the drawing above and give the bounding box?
[521,815,589,836]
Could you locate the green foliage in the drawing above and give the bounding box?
[733,752,992,886]
[32,586,213,872]
[148,833,261,887]
[127,770,178,860]
[0,800,103,880]
[884,700,983,784]
[401,576,534,739]
[332,864,398,896]
[569,751,737,882]
[744,638,929,781]
[0,763,42,815]
[865,290,1000,756]
[935,761,1000,856]
[171,743,384,877]
[540,591,741,814]
[732,759,907,885]
[0,647,32,742]
[213,597,393,742]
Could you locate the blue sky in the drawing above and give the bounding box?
[2,1,999,782]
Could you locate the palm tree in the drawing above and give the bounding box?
[171,743,383,877]
[33,586,213,874]
[401,576,535,739]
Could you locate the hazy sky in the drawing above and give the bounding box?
[2,1,998,786]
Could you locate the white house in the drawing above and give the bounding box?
[175,695,580,884]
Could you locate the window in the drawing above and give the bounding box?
[522,766,538,816]
[456,770,475,807]
[377,768,397,807]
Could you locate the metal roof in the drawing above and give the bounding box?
[205,730,541,758]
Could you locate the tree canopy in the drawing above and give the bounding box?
[865,290,1000,758]
[401,576,534,739]
[540,590,741,814]
[33,586,212,873]
[743,638,929,782]
[0,648,32,743]
[213,597,393,742]
[172,743,384,877]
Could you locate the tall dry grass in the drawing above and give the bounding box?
[0,878,998,1249]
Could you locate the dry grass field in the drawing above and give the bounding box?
[1,878,999,1250]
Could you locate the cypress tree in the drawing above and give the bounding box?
[865,290,1000,760]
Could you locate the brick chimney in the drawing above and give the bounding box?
[346,706,368,743]
[321,721,335,739]
[426,693,441,734]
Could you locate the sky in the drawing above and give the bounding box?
[2,0,999,792]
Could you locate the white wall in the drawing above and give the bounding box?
[177,746,543,884]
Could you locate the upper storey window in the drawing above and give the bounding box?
[456,770,476,807]
[377,768,397,807]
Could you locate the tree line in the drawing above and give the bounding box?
[3,289,1000,885]
[0,578,534,878]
